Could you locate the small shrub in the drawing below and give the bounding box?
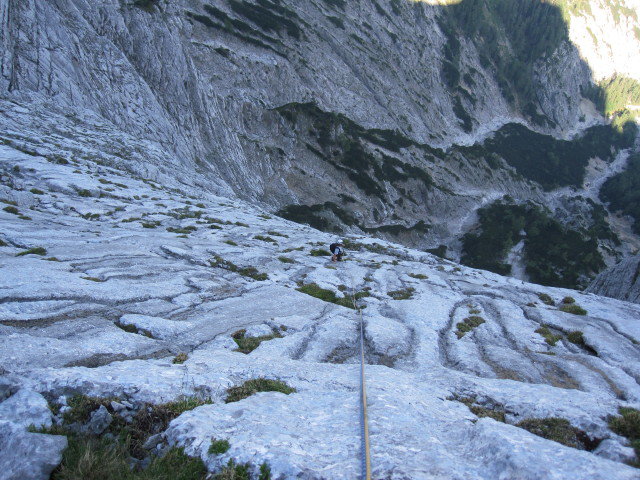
[214,459,251,480]
[16,247,47,256]
[469,309,481,315]
[310,248,330,256]
[224,240,238,246]
[141,221,159,229]
[535,326,562,346]
[225,378,296,403]
[562,296,576,304]
[63,394,116,424]
[278,256,294,263]
[456,316,485,338]
[167,226,197,234]
[0,239,7,247]
[258,214,272,220]
[82,276,105,282]
[559,303,587,315]
[283,246,303,252]
[77,189,92,197]
[387,287,415,300]
[3,205,19,215]
[296,283,367,309]
[537,293,554,306]
[19,215,32,220]
[173,353,188,364]
[208,439,230,455]
[30,188,44,195]
[195,203,206,208]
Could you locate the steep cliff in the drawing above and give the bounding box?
[1,0,639,287]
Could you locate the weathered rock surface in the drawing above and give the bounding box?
[0,421,67,480]
[588,255,640,304]
[1,139,640,478]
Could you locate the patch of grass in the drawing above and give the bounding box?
[296,283,367,309]
[115,322,153,338]
[278,256,294,263]
[610,407,640,447]
[559,303,587,315]
[44,257,60,261]
[469,309,481,315]
[210,256,268,281]
[310,248,330,256]
[456,316,485,339]
[213,459,250,480]
[387,287,415,300]
[232,329,282,354]
[30,188,45,195]
[141,221,160,229]
[266,230,288,238]
[282,246,303,252]
[456,397,506,422]
[567,331,585,346]
[562,296,575,304]
[16,247,47,256]
[173,353,188,364]
[0,239,7,247]
[161,396,212,416]
[208,439,230,455]
[516,417,595,450]
[225,378,295,403]
[19,214,32,220]
[77,189,92,197]
[81,276,105,282]
[408,273,428,280]
[538,293,554,305]
[254,235,277,244]
[52,436,207,480]
[2,205,19,215]
[535,326,562,346]
[224,240,238,246]
[167,226,197,234]
[63,395,117,425]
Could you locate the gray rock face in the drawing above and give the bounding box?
[1,0,636,256]
[83,405,112,436]
[0,421,67,480]
[0,390,52,429]
[587,255,640,304]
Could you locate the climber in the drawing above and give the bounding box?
[330,241,344,262]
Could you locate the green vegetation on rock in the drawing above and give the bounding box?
[225,378,296,403]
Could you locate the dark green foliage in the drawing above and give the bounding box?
[167,226,197,235]
[228,0,302,40]
[30,188,44,195]
[310,248,330,256]
[409,273,428,280]
[610,408,640,442]
[461,201,604,289]
[173,353,188,364]
[589,75,640,116]
[456,316,485,338]
[63,395,117,425]
[567,331,584,345]
[208,439,230,455]
[254,235,277,244]
[278,256,294,263]
[16,247,47,256]
[276,201,358,233]
[483,123,632,190]
[133,0,159,13]
[601,153,640,234]
[516,417,597,450]
[210,256,268,281]
[562,296,575,304]
[77,189,92,197]
[457,397,506,423]
[225,378,296,403]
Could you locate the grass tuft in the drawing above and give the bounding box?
[173,353,188,364]
[225,378,295,403]
[516,417,595,450]
[16,247,47,256]
[535,326,562,346]
[310,248,330,256]
[456,316,485,338]
[208,438,230,455]
[3,205,19,215]
[231,329,282,354]
[277,256,294,264]
[537,293,554,305]
[559,303,587,315]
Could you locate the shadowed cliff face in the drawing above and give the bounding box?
[0,0,638,285]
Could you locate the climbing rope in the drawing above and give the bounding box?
[349,274,372,480]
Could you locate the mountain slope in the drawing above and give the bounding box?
[1,114,640,478]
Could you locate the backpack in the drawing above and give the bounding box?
[330,243,338,254]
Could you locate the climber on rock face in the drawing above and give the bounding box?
[330,240,344,262]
